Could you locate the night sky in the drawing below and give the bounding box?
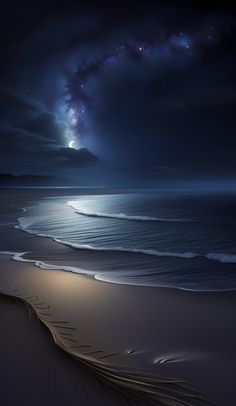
[0,1,235,186]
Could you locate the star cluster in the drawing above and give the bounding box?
[64,23,233,147]
[0,0,235,181]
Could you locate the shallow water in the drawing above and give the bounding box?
[13,190,236,291]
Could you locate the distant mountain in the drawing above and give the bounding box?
[0,173,71,187]
[78,147,100,162]
[0,148,100,187]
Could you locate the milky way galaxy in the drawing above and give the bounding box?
[64,23,232,149]
[0,1,235,184]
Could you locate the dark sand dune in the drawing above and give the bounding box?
[0,292,210,406]
[0,293,143,406]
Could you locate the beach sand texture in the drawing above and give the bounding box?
[0,189,235,405]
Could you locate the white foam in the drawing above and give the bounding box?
[0,251,95,276]
[53,238,198,259]
[16,216,198,260]
[52,240,236,264]
[66,201,188,222]
[15,217,35,232]
[15,217,53,239]
[206,253,236,263]
[1,250,235,292]
[15,214,236,265]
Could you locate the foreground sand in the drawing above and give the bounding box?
[0,260,207,406]
[0,253,235,405]
[0,292,135,406]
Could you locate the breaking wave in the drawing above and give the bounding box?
[0,251,95,276]
[206,253,236,263]
[54,238,198,259]
[66,201,189,222]
[15,214,236,264]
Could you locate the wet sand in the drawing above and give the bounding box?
[0,189,236,405]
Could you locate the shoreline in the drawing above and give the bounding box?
[0,253,235,405]
[3,249,236,294]
[12,189,236,292]
[0,189,236,405]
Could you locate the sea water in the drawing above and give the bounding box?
[15,190,236,291]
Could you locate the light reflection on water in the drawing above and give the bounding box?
[16,191,236,291]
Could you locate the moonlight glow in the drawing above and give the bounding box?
[69,140,76,149]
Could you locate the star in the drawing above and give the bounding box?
[64,23,228,147]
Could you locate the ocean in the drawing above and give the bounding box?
[11,190,236,292]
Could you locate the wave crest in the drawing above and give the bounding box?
[15,215,236,264]
[53,238,198,259]
[66,201,188,222]
[206,253,236,263]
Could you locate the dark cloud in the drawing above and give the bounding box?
[0,1,235,184]
[0,87,44,112]
[0,87,45,127]
[0,121,99,175]
[24,112,66,144]
[0,88,100,176]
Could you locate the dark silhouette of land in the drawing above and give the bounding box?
[0,173,70,187]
